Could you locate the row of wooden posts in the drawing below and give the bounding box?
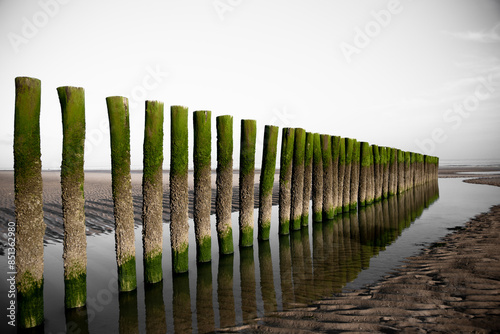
[13,77,439,328]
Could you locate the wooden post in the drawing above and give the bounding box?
[349,140,360,211]
[337,137,346,211]
[358,141,370,207]
[279,128,295,234]
[312,133,323,222]
[193,110,212,262]
[404,151,411,191]
[331,136,341,215]
[216,115,234,254]
[14,77,45,328]
[58,86,87,307]
[290,128,306,230]
[170,106,189,274]
[301,132,314,226]
[342,138,354,212]
[397,149,405,194]
[388,147,397,196]
[381,147,389,199]
[142,100,164,283]
[239,119,257,246]
[321,134,334,219]
[372,145,382,202]
[106,96,137,292]
[258,125,279,240]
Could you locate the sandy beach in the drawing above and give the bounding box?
[0,170,279,250]
[221,175,500,333]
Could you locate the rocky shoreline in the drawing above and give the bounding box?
[221,177,500,333]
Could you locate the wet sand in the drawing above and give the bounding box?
[0,170,280,249]
[221,176,500,333]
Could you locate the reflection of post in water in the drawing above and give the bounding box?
[65,306,89,334]
[301,228,314,301]
[172,273,192,333]
[144,281,167,333]
[312,222,325,299]
[278,235,294,309]
[290,230,306,305]
[217,254,235,328]
[348,212,362,282]
[239,246,257,321]
[258,241,277,313]
[196,262,215,332]
[119,290,139,334]
[322,219,339,294]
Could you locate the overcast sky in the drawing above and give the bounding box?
[1,0,499,170]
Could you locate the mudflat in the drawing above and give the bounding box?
[221,177,500,333]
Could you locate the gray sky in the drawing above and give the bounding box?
[1,0,499,169]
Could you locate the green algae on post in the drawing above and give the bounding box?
[193,110,212,262]
[372,144,383,202]
[349,140,360,211]
[331,136,341,215]
[397,149,405,194]
[216,115,234,254]
[337,137,346,212]
[358,142,370,207]
[58,86,87,308]
[258,125,279,240]
[312,133,323,222]
[106,96,137,292]
[239,119,257,246]
[388,147,397,196]
[279,128,295,234]
[404,151,411,191]
[14,77,45,328]
[342,138,354,212]
[290,128,306,230]
[381,147,389,199]
[301,132,314,226]
[367,144,375,205]
[170,106,190,273]
[321,134,334,219]
[142,100,164,283]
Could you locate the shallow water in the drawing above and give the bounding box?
[1,178,500,333]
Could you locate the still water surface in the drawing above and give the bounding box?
[2,178,500,333]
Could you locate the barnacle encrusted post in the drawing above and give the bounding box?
[14,77,45,328]
[301,132,314,226]
[290,128,306,230]
[106,96,137,292]
[142,100,164,283]
[216,115,234,254]
[170,106,190,273]
[239,119,257,247]
[58,86,87,307]
[349,140,360,211]
[279,128,295,234]
[311,133,323,222]
[258,125,279,240]
[321,134,334,219]
[358,141,370,207]
[193,110,212,262]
